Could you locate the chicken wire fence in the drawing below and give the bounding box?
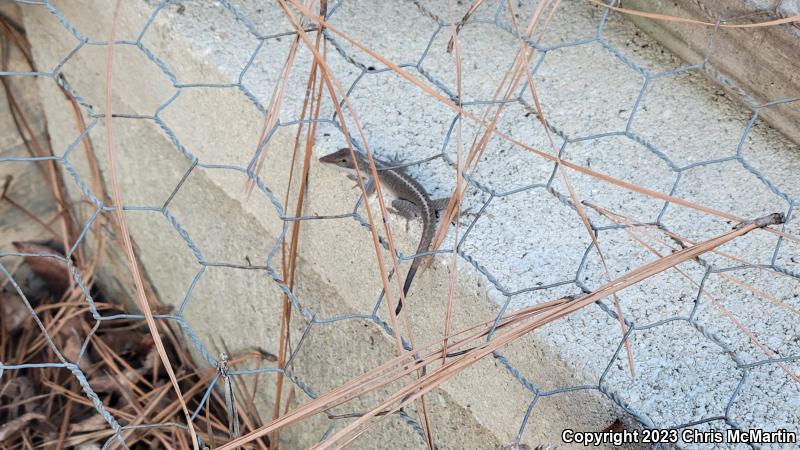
[1,0,799,448]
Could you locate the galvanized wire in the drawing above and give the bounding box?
[1,0,799,449]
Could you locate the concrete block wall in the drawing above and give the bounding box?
[14,0,800,448]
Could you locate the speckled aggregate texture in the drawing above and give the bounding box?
[7,0,800,449]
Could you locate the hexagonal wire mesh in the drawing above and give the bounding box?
[1,0,799,448]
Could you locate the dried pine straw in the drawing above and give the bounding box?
[1,241,274,448]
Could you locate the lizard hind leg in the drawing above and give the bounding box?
[431,197,451,212]
[390,198,418,233]
[431,197,460,224]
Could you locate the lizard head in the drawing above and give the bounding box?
[319,148,358,169]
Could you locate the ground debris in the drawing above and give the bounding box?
[1,245,270,448]
[1,291,29,331]
[0,412,47,441]
[12,240,72,295]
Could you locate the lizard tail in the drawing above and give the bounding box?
[397,212,434,316]
[395,265,418,316]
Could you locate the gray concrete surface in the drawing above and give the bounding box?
[621,0,800,146]
[0,3,58,275]
[11,0,800,449]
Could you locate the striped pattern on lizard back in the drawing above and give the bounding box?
[318,148,439,315]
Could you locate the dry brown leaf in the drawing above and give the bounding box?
[55,316,86,362]
[1,376,38,414]
[102,330,147,356]
[12,241,71,294]
[602,418,624,433]
[1,291,29,331]
[88,367,147,393]
[142,347,157,371]
[0,412,46,441]
[60,332,83,362]
[75,444,102,450]
[70,415,108,433]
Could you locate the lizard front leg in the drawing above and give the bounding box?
[349,174,376,197]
